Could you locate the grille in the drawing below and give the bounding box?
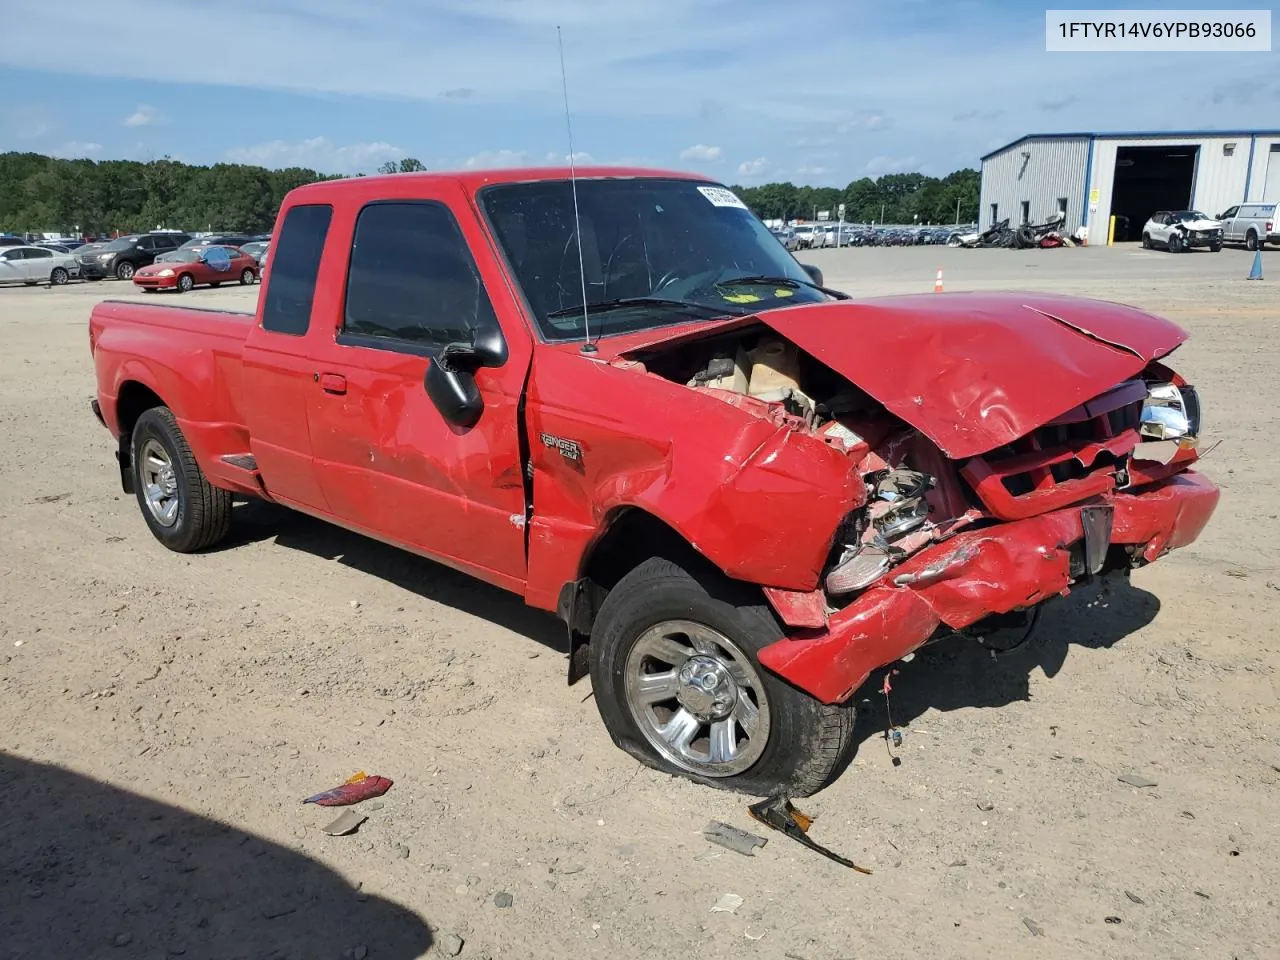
[960,380,1145,521]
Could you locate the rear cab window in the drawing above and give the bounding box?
[261,204,333,336]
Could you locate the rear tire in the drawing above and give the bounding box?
[130,407,231,553]
[588,556,857,797]
[1246,231,1259,251]
[239,268,255,285]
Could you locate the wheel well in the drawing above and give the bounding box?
[561,508,730,685]
[116,381,165,437]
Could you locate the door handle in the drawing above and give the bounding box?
[318,373,347,395]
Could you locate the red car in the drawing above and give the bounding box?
[132,245,258,293]
[88,167,1218,797]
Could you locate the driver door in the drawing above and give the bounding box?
[304,187,533,589]
[1219,206,1240,242]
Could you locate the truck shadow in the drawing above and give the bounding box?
[0,752,433,959]
[227,499,569,654]
[847,575,1162,752]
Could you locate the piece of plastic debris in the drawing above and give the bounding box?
[1022,917,1045,937]
[1105,916,1122,924]
[747,797,871,874]
[744,928,767,941]
[1125,890,1145,905]
[703,821,768,857]
[303,774,393,806]
[710,893,744,914]
[1117,774,1158,788]
[320,810,367,836]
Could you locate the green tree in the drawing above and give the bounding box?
[377,158,426,174]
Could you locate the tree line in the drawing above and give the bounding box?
[0,150,980,235]
[731,169,981,225]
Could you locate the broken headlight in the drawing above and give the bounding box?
[1139,382,1200,440]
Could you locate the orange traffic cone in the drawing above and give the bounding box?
[934,267,944,293]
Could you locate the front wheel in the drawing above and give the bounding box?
[50,267,69,285]
[588,557,857,797]
[1211,243,1222,253]
[116,261,135,280]
[176,273,194,293]
[1141,233,1151,249]
[131,407,231,552]
[1168,234,1182,253]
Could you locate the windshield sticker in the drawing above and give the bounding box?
[697,186,747,209]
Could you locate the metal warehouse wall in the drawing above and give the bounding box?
[1245,136,1280,201]
[979,136,1090,232]
[1087,134,1259,239]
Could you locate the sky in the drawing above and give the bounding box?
[1,0,1277,186]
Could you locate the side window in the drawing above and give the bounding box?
[1221,206,1239,219]
[27,248,52,259]
[262,204,333,336]
[1,249,23,260]
[138,237,156,252]
[342,201,495,349]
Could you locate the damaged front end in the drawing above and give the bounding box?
[618,299,1218,705]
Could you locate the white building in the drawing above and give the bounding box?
[979,130,1280,243]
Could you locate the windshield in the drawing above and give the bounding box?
[480,178,825,341]
[1172,211,1209,222]
[167,249,202,263]
[101,237,136,251]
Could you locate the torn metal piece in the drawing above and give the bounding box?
[747,797,871,874]
[1117,774,1158,788]
[303,774,394,806]
[703,821,768,857]
[320,810,367,836]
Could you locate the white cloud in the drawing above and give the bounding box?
[123,104,165,127]
[226,136,404,173]
[679,144,722,162]
[835,111,890,133]
[463,149,527,168]
[542,151,596,165]
[737,157,770,177]
[49,141,102,158]
[864,155,919,175]
[795,165,831,177]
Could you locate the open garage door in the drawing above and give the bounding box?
[1110,145,1198,241]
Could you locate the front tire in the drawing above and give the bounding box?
[131,407,231,552]
[1141,233,1152,249]
[1211,243,1222,253]
[1168,233,1182,253]
[116,261,135,280]
[589,557,857,797]
[50,267,69,285]
[176,273,194,293]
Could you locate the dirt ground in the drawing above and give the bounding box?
[2,244,1277,960]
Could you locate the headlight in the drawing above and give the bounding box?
[1140,382,1200,440]
[157,269,174,277]
[99,252,114,260]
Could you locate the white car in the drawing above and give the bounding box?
[1141,210,1223,253]
[0,245,81,286]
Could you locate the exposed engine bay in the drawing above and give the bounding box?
[624,325,981,604]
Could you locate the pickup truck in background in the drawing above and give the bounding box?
[89,167,1219,797]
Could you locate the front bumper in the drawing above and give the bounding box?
[1181,231,1222,248]
[757,470,1220,704]
[78,260,114,278]
[133,275,176,288]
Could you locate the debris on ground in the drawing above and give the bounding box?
[493,891,513,908]
[442,933,465,956]
[1105,916,1123,924]
[1022,917,1045,937]
[1117,774,1158,788]
[320,810,367,836]
[1125,890,1145,905]
[710,893,744,914]
[703,821,768,857]
[747,797,872,874]
[303,772,394,806]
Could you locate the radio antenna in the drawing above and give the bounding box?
[557,26,596,354]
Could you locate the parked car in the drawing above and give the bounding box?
[239,240,270,267]
[0,236,26,248]
[0,244,81,286]
[1215,202,1277,250]
[178,233,255,251]
[1141,211,1223,253]
[88,166,1218,798]
[79,232,191,280]
[132,245,258,293]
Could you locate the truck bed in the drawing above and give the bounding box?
[90,300,258,494]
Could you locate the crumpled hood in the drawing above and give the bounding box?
[1171,219,1222,231]
[621,292,1188,459]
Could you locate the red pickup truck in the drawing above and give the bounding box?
[89,167,1219,797]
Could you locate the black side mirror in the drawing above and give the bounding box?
[422,326,509,429]
[800,263,824,288]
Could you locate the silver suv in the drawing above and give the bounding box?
[1216,202,1277,250]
